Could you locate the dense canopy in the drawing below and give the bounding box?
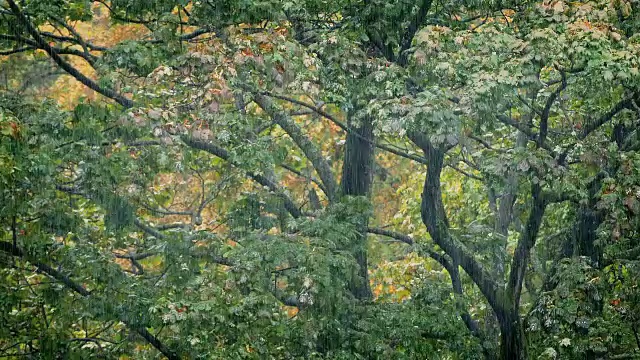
[1,0,640,359]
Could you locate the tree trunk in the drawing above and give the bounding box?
[341,114,374,300]
[498,310,527,360]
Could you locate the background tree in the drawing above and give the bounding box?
[1,0,640,359]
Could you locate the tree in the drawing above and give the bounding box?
[1,0,640,359]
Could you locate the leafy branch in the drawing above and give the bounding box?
[0,241,180,360]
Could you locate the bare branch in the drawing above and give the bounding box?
[156,222,189,230]
[138,202,193,217]
[0,34,98,61]
[496,114,536,139]
[516,93,542,117]
[40,31,108,51]
[376,142,428,164]
[467,134,494,150]
[68,337,118,345]
[367,227,414,245]
[133,218,170,239]
[148,27,217,43]
[496,114,554,153]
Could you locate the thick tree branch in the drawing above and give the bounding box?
[55,184,84,195]
[0,241,91,296]
[443,259,483,339]
[94,0,201,29]
[447,163,483,181]
[376,142,428,163]
[0,11,106,50]
[580,96,635,139]
[68,337,118,345]
[367,227,414,245]
[149,27,216,43]
[467,134,495,150]
[543,190,579,204]
[516,93,542,117]
[506,184,546,308]
[138,201,193,217]
[397,0,433,66]
[155,222,189,230]
[253,93,338,202]
[407,131,506,317]
[49,14,95,66]
[263,92,349,132]
[133,216,177,238]
[539,69,566,147]
[114,252,155,275]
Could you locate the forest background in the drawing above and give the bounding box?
[1,0,640,359]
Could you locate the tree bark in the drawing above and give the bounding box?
[497,310,527,360]
[410,132,503,314]
[409,130,537,359]
[574,172,607,266]
[340,114,374,300]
